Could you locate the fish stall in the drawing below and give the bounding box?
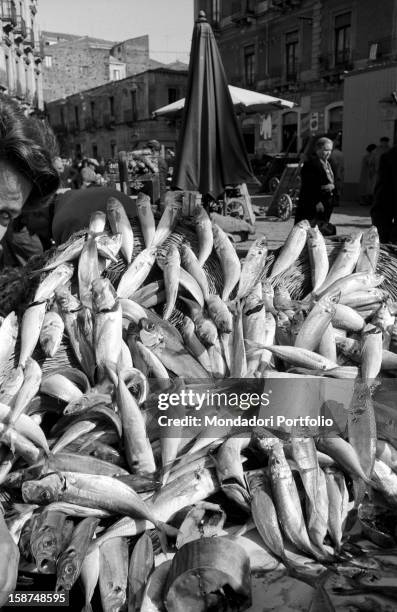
[1,191,397,611]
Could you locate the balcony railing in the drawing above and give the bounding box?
[1,0,17,28]
[318,52,354,73]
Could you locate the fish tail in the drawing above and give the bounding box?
[81,603,93,612]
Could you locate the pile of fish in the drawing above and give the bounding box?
[1,199,397,611]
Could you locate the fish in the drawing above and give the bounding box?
[180,243,210,300]
[162,244,180,321]
[96,233,122,263]
[128,533,154,611]
[18,302,47,368]
[0,366,24,406]
[205,295,233,333]
[371,459,397,507]
[269,220,310,279]
[22,472,170,531]
[295,294,337,351]
[107,197,134,264]
[318,323,337,362]
[290,435,320,528]
[262,281,277,315]
[78,236,100,309]
[317,232,362,294]
[212,222,241,300]
[340,288,388,309]
[131,281,165,308]
[316,272,384,299]
[307,226,329,293]
[243,305,268,375]
[193,206,213,266]
[116,372,156,474]
[33,263,74,303]
[152,192,182,248]
[180,296,218,347]
[230,301,247,377]
[332,304,365,332]
[347,381,377,505]
[376,439,397,472]
[88,210,106,235]
[46,452,129,477]
[237,236,268,299]
[0,312,18,372]
[136,192,156,247]
[323,467,348,551]
[269,442,320,558]
[356,226,380,274]
[0,403,49,453]
[92,279,122,383]
[34,235,86,273]
[8,358,42,426]
[181,316,213,374]
[40,372,84,404]
[39,310,64,358]
[55,517,99,592]
[80,545,100,612]
[242,282,263,315]
[316,436,373,485]
[306,467,329,552]
[247,470,288,563]
[0,511,20,608]
[99,537,129,612]
[140,560,172,612]
[267,345,337,370]
[117,247,157,299]
[29,508,71,574]
[361,326,383,381]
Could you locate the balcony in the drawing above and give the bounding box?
[272,0,302,12]
[14,15,26,41]
[24,26,35,50]
[1,0,17,31]
[318,52,354,75]
[231,0,257,26]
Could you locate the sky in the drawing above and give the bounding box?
[38,0,195,64]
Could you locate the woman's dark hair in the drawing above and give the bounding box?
[0,94,60,209]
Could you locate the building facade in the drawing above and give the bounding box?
[41,33,169,103]
[46,67,188,160]
[194,0,397,164]
[0,0,44,111]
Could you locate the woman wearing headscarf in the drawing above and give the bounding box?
[294,136,335,227]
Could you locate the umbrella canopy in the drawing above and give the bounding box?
[154,85,295,118]
[171,11,254,199]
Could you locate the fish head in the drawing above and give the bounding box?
[55,286,80,312]
[136,192,151,209]
[21,473,65,504]
[221,482,251,512]
[92,278,117,311]
[165,244,180,265]
[56,553,80,592]
[106,197,123,215]
[139,320,164,349]
[262,281,274,297]
[243,293,263,316]
[269,443,287,478]
[297,219,311,231]
[197,318,217,346]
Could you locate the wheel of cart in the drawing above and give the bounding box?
[267,163,302,221]
[221,183,256,226]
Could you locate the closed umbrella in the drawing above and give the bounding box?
[171,10,254,200]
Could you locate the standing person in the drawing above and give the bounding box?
[359,144,377,206]
[146,139,169,208]
[330,134,344,207]
[371,145,397,243]
[373,137,391,180]
[294,137,335,229]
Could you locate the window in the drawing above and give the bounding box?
[74,105,79,128]
[335,12,351,66]
[168,88,178,104]
[131,90,137,121]
[285,31,298,80]
[244,45,255,87]
[212,0,220,22]
[282,111,298,153]
[44,55,52,68]
[109,96,114,116]
[112,69,121,81]
[92,144,98,159]
[246,0,255,13]
[327,105,343,136]
[90,101,95,119]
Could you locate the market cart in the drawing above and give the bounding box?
[266,162,302,220]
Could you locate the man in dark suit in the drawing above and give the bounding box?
[295,137,335,226]
[371,146,397,243]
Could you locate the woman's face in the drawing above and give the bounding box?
[0,159,33,240]
[316,142,333,162]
